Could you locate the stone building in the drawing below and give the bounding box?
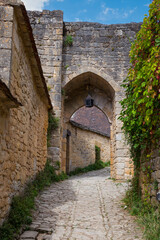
[68,106,111,172]
[0,0,52,224]
[1,0,159,226]
[28,10,141,180]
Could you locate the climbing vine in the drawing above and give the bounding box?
[119,0,160,174]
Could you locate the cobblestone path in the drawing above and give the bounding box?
[20,168,144,240]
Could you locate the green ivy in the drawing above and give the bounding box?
[119,0,160,176]
[119,0,160,203]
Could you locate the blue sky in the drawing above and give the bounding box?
[23,0,151,24]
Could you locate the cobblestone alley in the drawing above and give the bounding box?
[20,168,143,240]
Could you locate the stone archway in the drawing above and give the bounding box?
[61,71,133,179]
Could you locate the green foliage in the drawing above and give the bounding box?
[64,35,73,46]
[123,178,160,240]
[95,145,101,162]
[61,89,65,96]
[55,160,61,170]
[64,65,69,69]
[47,111,59,146]
[119,0,160,173]
[104,161,110,167]
[47,85,52,91]
[69,160,107,176]
[153,179,158,190]
[0,160,68,240]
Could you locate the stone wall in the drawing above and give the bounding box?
[62,22,141,180]
[0,1,51,225]
[0,4,13,85]
[65,123,110,172]
[28,10,141,179]
[140,149,160,205]
[28,10,63,165]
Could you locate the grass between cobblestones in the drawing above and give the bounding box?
[123,179,160,240]
[0,160,68,240]
[69,160,110,176]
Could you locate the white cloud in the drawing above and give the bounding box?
[99,4,136,21]
[103,7,116,15]
[23,0,49,10]
[56,0,64,2]
[75,17,82,22]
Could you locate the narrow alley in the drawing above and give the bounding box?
[20,168,143,240]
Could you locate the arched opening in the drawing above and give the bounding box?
[61,72,115,173]
[65,106,111,172]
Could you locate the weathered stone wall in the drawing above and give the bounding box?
[67,123,110,172]
[62,22,141,87]
[140,149,160,205]
[28,11,141,179]
[0,1,51,225]
[62,22,141,179]
[150,150,160,204]
[0,5,13,85]
[28,10,63,165]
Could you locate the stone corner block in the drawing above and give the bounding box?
[20,231,38,239]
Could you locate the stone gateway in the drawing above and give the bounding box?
[0,0,142,225]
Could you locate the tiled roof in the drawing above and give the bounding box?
[70,106,110,136]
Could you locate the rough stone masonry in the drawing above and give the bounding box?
[28,10,141,180]
[0,0,52,225]
[0,0,143,226]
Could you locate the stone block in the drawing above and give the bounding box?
[0,49,11,67]
[0,37,11,49]
[116,162,125,169]
[156,170,160,179]
[115,133,123,141]
[0,21,13,38]
[116,140,128,149]
[20,231,38,239]
[0,6,13,21]
[116,168,125,176]
[115,149,130,157]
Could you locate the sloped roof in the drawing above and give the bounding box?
[0,0,52,109]
[70,106,111,137]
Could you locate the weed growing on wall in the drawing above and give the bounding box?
[64,35,73,46]
[0,160,68,240]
